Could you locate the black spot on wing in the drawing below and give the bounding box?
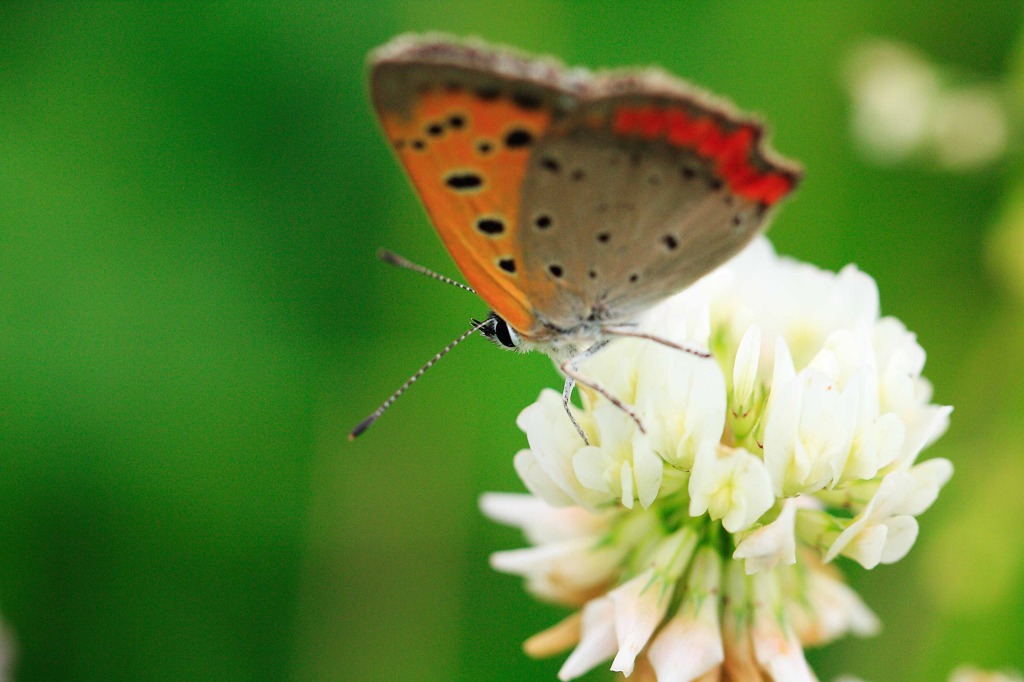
[445,172,483,191]
[504,129,534,149]
[541,157,560,173]
[476,217,505,235]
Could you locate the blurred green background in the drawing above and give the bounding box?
[2,1,1023,680]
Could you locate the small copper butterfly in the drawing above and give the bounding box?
[351,34,801,441]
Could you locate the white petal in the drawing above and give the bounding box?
[478,492,544,528]
[764,374,802,497]
[620,460,635,509]
[878,515,919,564]
[632,433,665,509]
[842,265,880,321]
[691,444,774,532]
[765,365,861,497]
[516,391,600,507]
[647,609,724,682]
[572,446,613,495]
[759,642,819,682]
[894,457,954,516]
[733,324,763,408]
[823,327,877,387]
[840,369,890,483]
[899,404,952,466]
[572,339,643,405]
[489,538,622,593]
[872,412,907,474]
[838,523,889,569]
[648,547,724,681]
[559,598,617,681]
[799,567,881,643]
[609,569,675,676]
[688,441,718,518]
[514,450,577,508]
[725,451,776,533]
[478,492,608,544]
[638,347,727,470]
[568,405,649,508]
[751,575,818,682]
[771,336,797,387]
[808,347,841,379]
[733,499,798,574]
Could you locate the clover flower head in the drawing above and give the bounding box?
[484,238,952,680]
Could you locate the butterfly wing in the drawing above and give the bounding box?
[515,76,802,331]
[370,36,801,339]
[369,36,583,335]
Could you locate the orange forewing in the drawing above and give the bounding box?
[377,88,552,334]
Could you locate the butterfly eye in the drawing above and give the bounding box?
[493,317,520,349]
[475,313,522,350]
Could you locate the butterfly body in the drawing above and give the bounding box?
[361,35,801,440]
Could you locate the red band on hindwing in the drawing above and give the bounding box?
[613,106,795,205]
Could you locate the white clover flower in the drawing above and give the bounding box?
[689,443,774,533]
[483,238,952,680]
[764,362,859,497]
[824,457,954,568]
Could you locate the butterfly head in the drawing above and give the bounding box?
[477,311,609,366]
[476,312,524,351]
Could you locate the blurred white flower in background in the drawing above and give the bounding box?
[483,238,952,681]
[845,37,1024,304]
[836,665,1023,682]
[949,667,1024,682]
[846,39,1009,169]
[0,621,14,682]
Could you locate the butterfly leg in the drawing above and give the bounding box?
[601,328,712,359]
[560,341,647,441]
[560,375,588,444]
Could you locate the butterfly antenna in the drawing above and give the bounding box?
[349,318,490,440]
[377,249,476,294]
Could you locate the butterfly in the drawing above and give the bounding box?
[351,34,801,441]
